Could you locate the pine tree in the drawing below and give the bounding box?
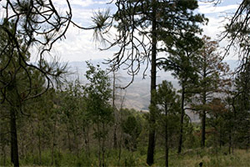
[161,32,203,153]
[153,81,180,167]
[192,36,230,148]
[232,59,250,149]
[94,0,206,164]
[84,62,113,167]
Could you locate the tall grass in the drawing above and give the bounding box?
[153,147,250,167]
[1,147,250,166]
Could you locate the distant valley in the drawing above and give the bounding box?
[65,59,238,122]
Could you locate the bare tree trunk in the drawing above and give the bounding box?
[165,130,169,167]
[178,87,185,154]
[165,103,169,167]
[113,124,117,149]
[38,121,42,165]
[97,123,102,167]
[219,127,222,148]
[83,127,90,157]
[1,117,7,166]
[102,123,105,167]
[229,129,232,154]
[112,70,118,149]
[147,0,157,165]
[201,110,206,148]
[118,91,125,165]
[10,107,19,167]
[247,130,250,152]
[118,137,122,164]
[74,129,79,157]
[51,115,57,165]
[201,58,207,148]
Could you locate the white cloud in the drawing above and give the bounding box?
[71,0,110,7]
[53,0,111,9]
[27,0,115,62]
[54,0,93,7]
[198,1,241,60]
[24,1,243,62]
[198,4,239,14]
[30,23,115,63]
[201,16,239,60]
[72,0,94,7]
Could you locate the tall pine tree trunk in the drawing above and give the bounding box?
[101,123,106,167]
[10,107,19,167]
[83,127,90,157]
[112,70,118,149]
[178,86,185,154]
[38,121,42,165]
[201,58,207,148]
[201,110,206,147]
[51,114,57,166]
[165,103,169,167]
[147,0,157,165]
[201,85,207,148]
[229,128,232,154]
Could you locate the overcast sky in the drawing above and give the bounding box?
[0,0,243,62]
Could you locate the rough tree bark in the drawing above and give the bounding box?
[147,0,157,165]
[165,103,169,167]
[10,107,19,167]
[178,87,185,154]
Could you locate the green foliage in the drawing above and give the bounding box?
[83,62,113,166]
[230,60,250,149]
[122,115,142,151]
[1,146,249,167]
[96,0,207,164]
[98,0,208,77]
[194,36,230,98]
[160,34,203,111]
[153,80,181,134]
[188,36,231,148]
[84,62,113,125]
[124,154,136,167]
[1,2,250,166]
[122,116,141,136]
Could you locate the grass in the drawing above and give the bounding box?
[153,147,250,167]
[1,147,250,166]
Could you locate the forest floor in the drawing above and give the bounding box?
[1,147,250,166]
[157,148,250,167]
